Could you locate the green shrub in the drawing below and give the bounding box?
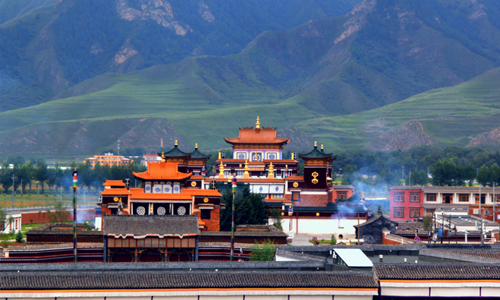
[330,234,337,245]
[15,231,24,243]
[249,239,275,261]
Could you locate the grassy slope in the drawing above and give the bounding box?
[294,67,500,150]
[0,0,56,25]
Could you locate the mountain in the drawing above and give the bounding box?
[0,0,360,112]
[2,0,500,155]
[0,0,56,25]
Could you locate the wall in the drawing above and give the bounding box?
[21,209,95,224]
[278,217,363,235]
[390,189,424,221]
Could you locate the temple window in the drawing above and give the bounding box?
[173,182,181,193]
[201,210,211,219]
[337,191,348,200]
[393,192,404,202]
[292,191,300,201]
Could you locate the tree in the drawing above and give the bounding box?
[220,186,267,231]
[490,163,500,186]
[15,231,24,243]
[477,165,490,186]
[0,208,5,232]
[411,170,428,186]
[33,159,49,193]
[462,164,476,186]
[269,208,283,231]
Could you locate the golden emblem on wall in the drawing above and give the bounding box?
[316,212,320,217]
[203,198,209,203]
[293,182,299,188]
[191,181,197,187]
[312,171,319,184]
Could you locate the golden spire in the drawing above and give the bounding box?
[291,153,295,160]
[175,140,178,146]
[321,144,324,151]
[243,159,250,179]
[218,161,225,179]
[256,116,260,129]
[314,141,317,148]
[218,152,222,159]
[195,143,198,149]
[161,151,165,162]
[268,162,275,179]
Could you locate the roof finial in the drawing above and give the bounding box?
[314,141,317,148]
[256,116,260,129]
[321,144,324,152]
[175,140,178,146]
[195,143,198,149]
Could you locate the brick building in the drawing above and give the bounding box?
[86,152,130,168]
[390,186,500,222]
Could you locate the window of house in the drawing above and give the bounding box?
[409,207,420,218]
[410,192,420,203]
[337,191,348,200]
[393,191,404,202]
[426,194,436,202]
[475,194,486,204]
[292,191,300,201]
[201,210,211,220]
[459,194,470,202]
[393,207,404,218]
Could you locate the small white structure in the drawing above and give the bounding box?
[333,248,373,268]
[1,213,21,234]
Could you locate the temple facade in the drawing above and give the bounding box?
[98,158,222,232]
[210,117,367,236]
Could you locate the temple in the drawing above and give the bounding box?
[98,157,222,232]
[209,117,368,236]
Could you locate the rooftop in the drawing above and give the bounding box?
[132,161,192,181]
[224,118,289,146]
[103,215,199,237]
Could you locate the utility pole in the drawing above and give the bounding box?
[409,170,412,186]
[11,175,15,208]
[494,182,496,223]
[72,169,78,262]
[402,166,405,180]
[20,178,22,196]
[230,174,237,262]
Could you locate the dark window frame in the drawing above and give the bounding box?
[409,192,420,203]
[201,209,211,220]
[409,207,420,218]
[337,191,348,200]
[426,194,437,202]
[393,207,404,218]
[393,191,404,202]
[292,191,300,201]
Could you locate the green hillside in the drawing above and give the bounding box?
[0,0,56,25]
[2,0,500,156]
[294,66,500,150]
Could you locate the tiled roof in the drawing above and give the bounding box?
[0,271,378,290]
[190,146,210,159]
[224,127,290,145]
[101,188,131,196]
[103,215,198,236]
[375,263,500,280]
[102,180,125,187]
[299,145,334,160]
[133,161,192,180]
[159,145,191,158]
